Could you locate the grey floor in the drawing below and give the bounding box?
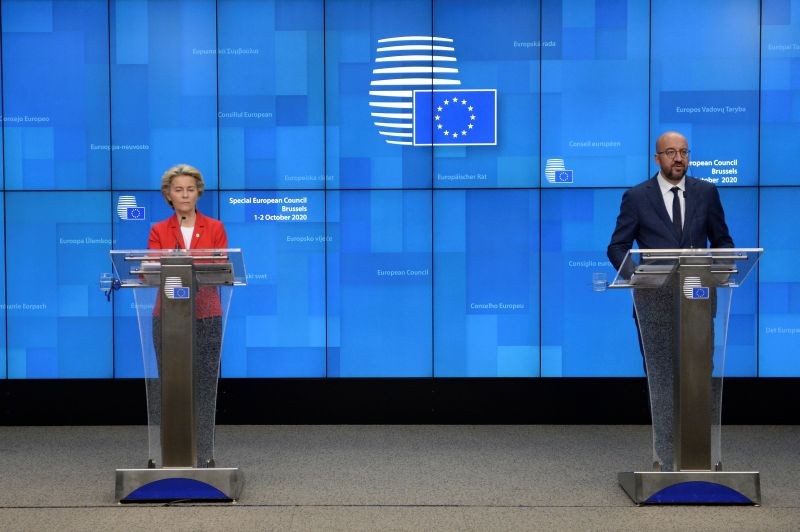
[0,425,798,531]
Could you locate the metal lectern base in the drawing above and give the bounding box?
[618,471,760,505]
[116,467,244,503]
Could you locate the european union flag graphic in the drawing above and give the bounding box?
[117,195,146,220]
[555,170,573,183]
[164,276,190,300]
[127,207,145,220]
[173,287,190,299]
[682,276,709,299]
[691,287,710,299]
[413,89,497,146]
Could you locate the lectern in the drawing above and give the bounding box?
[610,248,762,505]
[109,248,246,502]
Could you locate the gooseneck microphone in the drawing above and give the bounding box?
[175,216,187,249]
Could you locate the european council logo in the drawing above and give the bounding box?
[117,195,146,220]
[683,276,709,299]
[163,276,190,300]
[545,159,574,184]
[369,36,497,146]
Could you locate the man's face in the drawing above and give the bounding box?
[654,134,689,182]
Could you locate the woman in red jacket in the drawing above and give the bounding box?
[149,163,228,467]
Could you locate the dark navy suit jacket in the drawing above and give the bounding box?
[607,174,734,271]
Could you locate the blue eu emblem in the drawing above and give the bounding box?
[413,89,497,146]
[127,207,145,219]
[173,287,190,299]
[555,170,573,183]
[691,287,709,299]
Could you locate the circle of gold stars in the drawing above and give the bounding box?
[434,96,476,140]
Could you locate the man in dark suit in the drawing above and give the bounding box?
[607,131,734,471]
[608,131,734,270]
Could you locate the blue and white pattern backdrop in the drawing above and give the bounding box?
[0,0,795,379]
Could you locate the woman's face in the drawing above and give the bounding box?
[168,174,199,216]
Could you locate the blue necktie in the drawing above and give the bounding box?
[671,186,682,240]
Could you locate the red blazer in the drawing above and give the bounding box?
[148,210,228,318]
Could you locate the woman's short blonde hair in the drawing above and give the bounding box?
[160,164,205,207]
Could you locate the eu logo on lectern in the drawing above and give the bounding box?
[692,287,710,299]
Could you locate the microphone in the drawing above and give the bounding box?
[176,216,187,249]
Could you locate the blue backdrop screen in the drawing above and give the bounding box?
[220,190,327,377]
[434,190,540,377]
[759,187,800,375]
[2,0,110,189]
[541,0,649,188]
[327,190,432,376]
[650,0,760,187]
[217,0,325,190]
[6,192,112,377]
[0,0,794,379]
[110,0,219,189]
